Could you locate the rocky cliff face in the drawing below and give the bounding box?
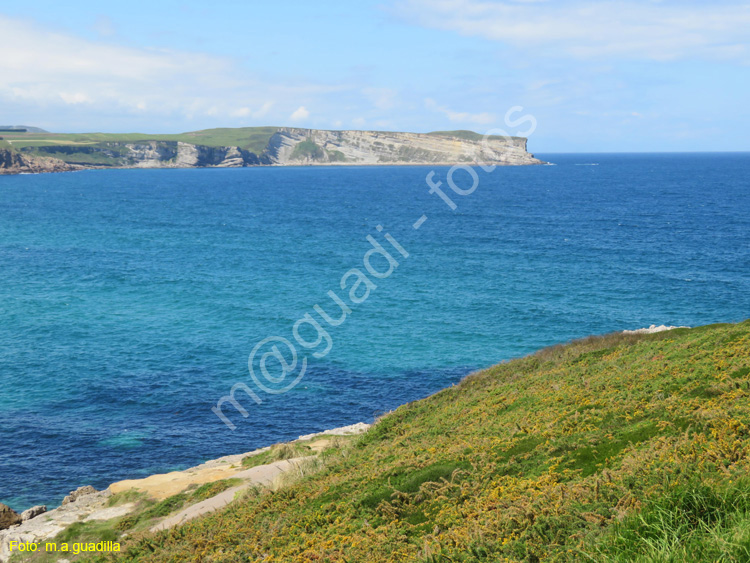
[0,149,78,175]
[263,128,542,166]
[117,142,261,168]
[7,129,542,175]
[23,142,261,168]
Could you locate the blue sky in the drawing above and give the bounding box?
[2,0,749,151]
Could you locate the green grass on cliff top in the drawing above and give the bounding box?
[4,128,523,155]
[1,127,280,153]
[76,320,750,563]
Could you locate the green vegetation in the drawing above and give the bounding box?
[596,479,750,561]
[290,139,325,161]
[56,521,120,545]
[1,127,279,154]
[174,127,279,153]
[241,442,313,469]
[106,489,148,507]
[187,479,243,502]
[115,479,243,532]
[326,149,347,162]
[68,320,750,562]
[20,145,133,166]
[428,130,524,142]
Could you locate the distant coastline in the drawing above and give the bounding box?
[0,127,543,175]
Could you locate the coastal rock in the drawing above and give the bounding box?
[262,128,543,166]
[297,422,371,441]
[622,324,689,334]
[0,490,114,562]
[0,505,21,531]
[174,141,200,167]
[19,506,46,522]
[124,141,178,168]
[20,506,46,522]
[74,141,262,168]
[0,148,77,175]
[61,485,98,505]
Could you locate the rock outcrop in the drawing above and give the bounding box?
[0,149,78,175]
[20,506,46,522]
[61,485,98,505]
[0,490,120,562]
[622,324,690,334]
[0,505,21,531]
[22,141,262,169]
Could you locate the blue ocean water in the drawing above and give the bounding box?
[1,153,749,510]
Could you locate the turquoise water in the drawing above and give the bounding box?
[1,153,749,510]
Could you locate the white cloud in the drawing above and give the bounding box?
[255,101,274,118]
[362,87,399,110]
[230,102,274,119]
[59,92,93,105]
[394,0,750,62]
[0,16,348,130]
[424,98,496,124]
[0,15,239,118]
[289,106,310,121]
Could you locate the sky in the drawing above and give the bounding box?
[1,0,749,152]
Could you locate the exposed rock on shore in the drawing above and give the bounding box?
[0,422,371,561]
[61,486,98,506]
[0,505,21,531]
[20,506,46,522]
[0,489,117,562]
[0,148,78,175]
[622,324,689,334]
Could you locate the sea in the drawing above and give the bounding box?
[1,153,749,510]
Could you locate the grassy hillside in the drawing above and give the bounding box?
[74,321,750,562]
[1,127,279,154]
